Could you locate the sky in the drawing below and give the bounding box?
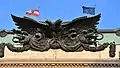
[0,0,120,29]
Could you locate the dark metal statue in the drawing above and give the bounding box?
[0,14,116,57]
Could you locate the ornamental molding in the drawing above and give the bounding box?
[0,62,119,67]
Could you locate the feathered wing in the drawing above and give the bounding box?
[59,14,101,52]
[61,14,101,33]
[11,14,49,35]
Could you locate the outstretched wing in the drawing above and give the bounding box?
[11,14,49,35]
[59,14,101,52]
[61,14,101,33]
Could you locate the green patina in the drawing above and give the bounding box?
[99,33,120,44]
[0,35,14,44]
[0,33,120,44]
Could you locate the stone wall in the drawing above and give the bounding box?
[0,33,120,68]
[0,45,119,68]
[0,45,120,60]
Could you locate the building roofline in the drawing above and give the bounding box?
[98,29,117,33]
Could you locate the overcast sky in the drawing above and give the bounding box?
[0,0,119,29]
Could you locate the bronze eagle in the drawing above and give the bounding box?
[11,14,102,52]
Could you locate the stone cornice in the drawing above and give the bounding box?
[0,60,120,67]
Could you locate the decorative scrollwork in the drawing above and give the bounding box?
[0,14,117,58]
[0,30,7,37]
[109,42,116,57]
[0,43,6,57]
[116,30,120,36]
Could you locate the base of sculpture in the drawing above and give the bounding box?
[0,46,119,68]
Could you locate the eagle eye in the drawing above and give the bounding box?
[35,33,42,39]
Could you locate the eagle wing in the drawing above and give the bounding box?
[59,14,101,52]
[61,14,101,34]
[11,14,49,35]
